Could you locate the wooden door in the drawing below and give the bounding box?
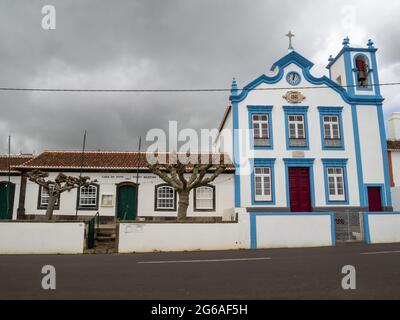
[288,167,312,212]
[117,185,137,220]
[367,187,382,212]
[0,182,15,220]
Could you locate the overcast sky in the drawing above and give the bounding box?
[0,0,399,154]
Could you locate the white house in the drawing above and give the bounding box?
[11,151,235,222]
[216,37,392,214]
[388,113,400,211]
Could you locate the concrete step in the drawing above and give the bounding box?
[96,235,116,242]
[97,230,116,237]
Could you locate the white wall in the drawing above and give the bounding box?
[254,214,334,249]
[391,151,400,187]
[357,106,385,185]
[0,222,85,254]
[389,113,400,140]
[392,188,400,211]
[118,211,250,253]
[329,54,347,86]
[367,213,400,244]
[24,172,234,218]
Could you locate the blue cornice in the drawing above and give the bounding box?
[326,46,378,69]
[270,50,314,71]
[229,49,384,105]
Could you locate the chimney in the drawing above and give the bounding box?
[388,112,400,140]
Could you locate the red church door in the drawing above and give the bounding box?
[367,187,383,212]
[288,167,312,212]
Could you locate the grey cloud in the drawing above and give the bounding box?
[0,0,399,154]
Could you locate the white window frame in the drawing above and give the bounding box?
[194,186,215,211]
[327,167,345,201]
[156,185,176,210]
[254,167,272,202]
[323,115,341,140]
[288,114,305,139]
[252,114,269,140]
[40,185,58,207]
[79,185,98,208]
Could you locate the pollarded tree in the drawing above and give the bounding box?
[147,153,228,220]
[27,169,96,220]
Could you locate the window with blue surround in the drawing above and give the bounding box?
[283,106,309,150]
[322,159,349,205]
[247,106,273,150]
[318,107,344,150]
[250,158,276,205]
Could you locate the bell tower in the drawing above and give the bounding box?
[326,37,381,98]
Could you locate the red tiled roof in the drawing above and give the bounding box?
[388,140,400,151]
[13,151,235,172]
[0,155,33,173]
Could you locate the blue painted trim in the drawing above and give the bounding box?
[230,71,284,102]
[283,106,309,150]
[364,183,385,209]
[250,212,257,249]
[247,105,274,150]
[232,101,241,208]
[322,158,350,205]
[318,106,345,150]
[250,158,276,206]
[326,46,378,69]
[230,50,383,105]
[370,50,381,96]
[330,212,336,245]
[363,213,371,244]
[271,51,314,71]
[366,211,400,215]
[249,211,336,249]
[283,158,315,209]
[343,50,355,95]
[376,104,392,207]
[352,53,373,92]
[350,104,366,207]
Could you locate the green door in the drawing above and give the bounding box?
[0,182,15,220]
[117,185,137,220]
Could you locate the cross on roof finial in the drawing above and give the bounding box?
[286,31,295,51]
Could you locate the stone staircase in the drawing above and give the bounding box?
[86,224,117,254]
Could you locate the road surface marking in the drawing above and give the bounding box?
[138,257,271,264]
[361,250,400,255]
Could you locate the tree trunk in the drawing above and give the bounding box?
[177,190,190,221]
[45,194,57,220]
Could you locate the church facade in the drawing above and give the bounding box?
[216,37,392,213]
[0,36,394,222]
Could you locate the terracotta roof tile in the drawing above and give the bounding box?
[13,151,235,172]
[0,155,33,173]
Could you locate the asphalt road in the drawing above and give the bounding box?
[1,243,400,300]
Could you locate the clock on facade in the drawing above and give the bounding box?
[286,71,301,86]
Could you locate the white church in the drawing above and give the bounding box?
[0,35,395,224]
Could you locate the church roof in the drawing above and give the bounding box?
[13,151,235,172]
[270,50,314,71]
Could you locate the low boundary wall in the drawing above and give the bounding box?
[0,222,85,254]
[250,212,335,249]
[363,212,400,244]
